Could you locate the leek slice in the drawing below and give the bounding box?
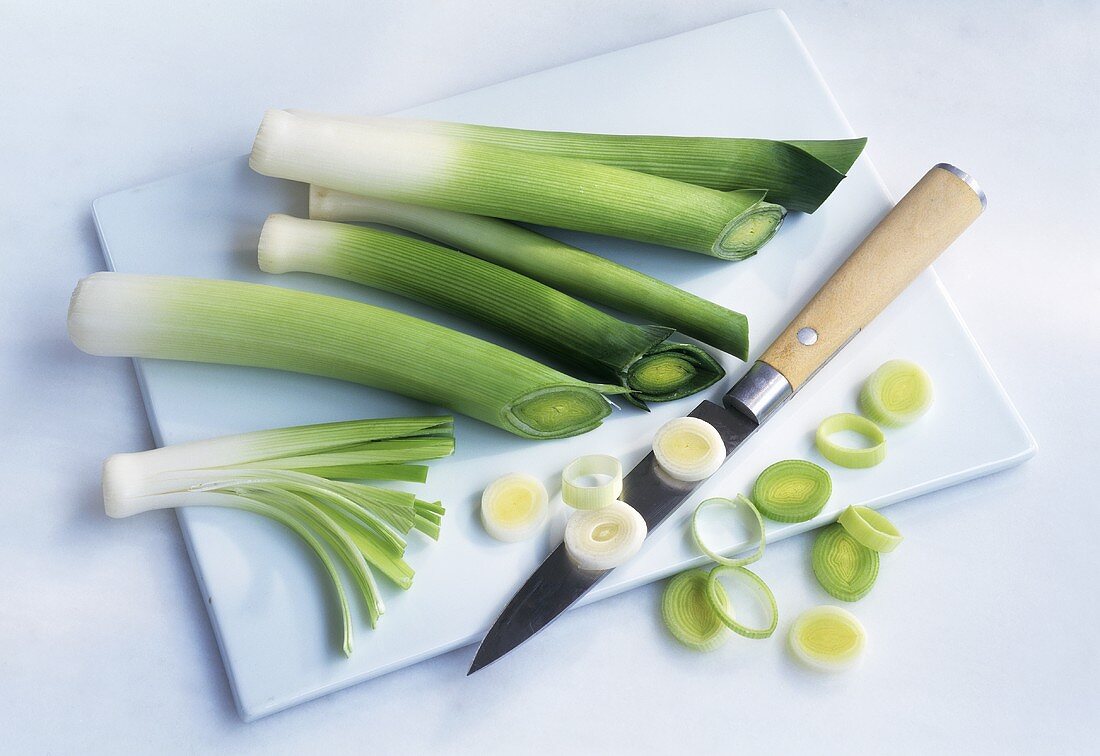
[662,569,729,652]
[690,495,765,567]
[788,605,866,672]
[250,110,786,260]
[811,524,879,602]
[815,413,887,469]
[564,500,647,571]
[309,191,750,360]
[480,473,549,542]
[837,505,903,553]
[68,273,627,440]
[561,455,623,510]
[259,214,724,406]
[652,417,725,481]
[705,566,778,639]
[859,360,934,427]
[299,114,866,213]
[751,460,832,523]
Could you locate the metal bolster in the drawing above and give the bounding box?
[722,361,792,424]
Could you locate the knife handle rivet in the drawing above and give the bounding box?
[797,327,818,346]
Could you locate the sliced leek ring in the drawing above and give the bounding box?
[652,417,725,481]
[480,473,548,542]
[705,565,778,639]
[564,500,647,571]
[691,495,765,567]
[662,569,729,652]
[561,454,623,510]
[859,360,933,427]
[788,605,866,672]
[837,505,903,553]
[815,413,886,469]
[751,460,832,523]
[811,524,879,601]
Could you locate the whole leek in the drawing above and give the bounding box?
[258,214,724,406]
[67,273,625,439]
[249,110,785,261]
[309,191,750,360]
[299,112,866,213]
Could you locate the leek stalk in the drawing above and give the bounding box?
[68,273,626,439]
[259,214,724,406]
[299,113,866,213]
[308,191,750,360]
[249,110,786,260]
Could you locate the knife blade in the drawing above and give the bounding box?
[469,163,986,674]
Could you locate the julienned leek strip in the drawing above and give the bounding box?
[309,191,750,360]
[249,110,786,260]
[296,113,867,213]
[67,273,627,440]
[259,215,724,406]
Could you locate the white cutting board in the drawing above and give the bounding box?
[92,10,1034,720]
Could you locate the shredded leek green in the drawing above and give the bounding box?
[308,191,751,360]
[97,415,455,655]
[751,460,832,523]
[250,110,786,260]
[811,524,879,602]
[859,360,934,427]
[662,569,729,651]
[68,273,626,440]
[815,413,887,469]
[691,495,765,567]
[258,214,724,406]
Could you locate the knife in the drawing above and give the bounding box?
[469,163,986,674]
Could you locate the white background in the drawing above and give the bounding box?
[1,1,1096,753]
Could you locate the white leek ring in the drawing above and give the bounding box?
[561,454,623,510]
[815,413,886,469]
[837,505,903,553]
[859,359,933,427]
[652,417,725,481]
[480,473,548,542]
[691,495,765,567]
[564,500,647,571]
[705,565,778,639]
[788,605,866,672]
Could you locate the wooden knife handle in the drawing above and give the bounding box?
[759,164,985,390]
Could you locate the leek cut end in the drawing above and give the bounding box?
[505,385,614,439]
[249,109,299,177]
[102,453,152,518]
[625,343,725,404]
[257,213,329,274]
[68,273,156,356]
[713,202,787,261]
